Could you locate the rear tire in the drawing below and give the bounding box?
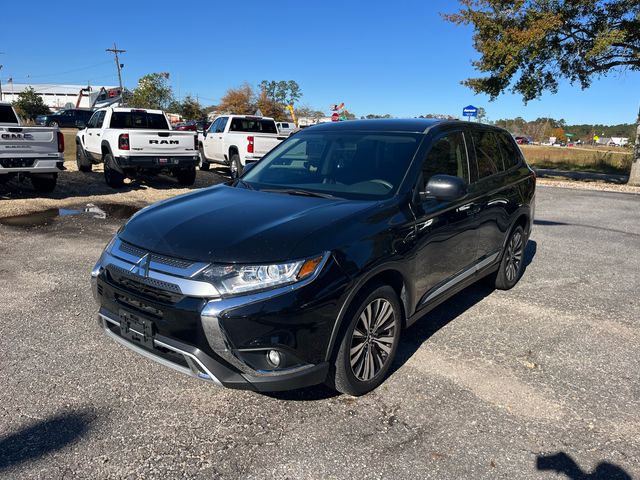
[493,225,526,290]
[103,153,125,188]
[331,285,402,396]
[48,121,59,128]
[76,144,92,172]
[230,153,242,179]
[176,166,196,186]
[31,173,57,193]
[198,146,210,171]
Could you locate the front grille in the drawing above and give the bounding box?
[119,241,194,269]
[0,158,35,168]
[106,265,182,304]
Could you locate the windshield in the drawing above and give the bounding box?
[110,111,169,130]
[241,131,422,200]
[0,105,19,124]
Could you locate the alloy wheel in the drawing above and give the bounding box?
[504,230,524,282]
[349,298,396,381]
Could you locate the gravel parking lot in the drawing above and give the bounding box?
[0,185,639,479]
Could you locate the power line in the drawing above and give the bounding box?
[106,42,126,104]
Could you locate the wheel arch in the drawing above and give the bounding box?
[324,266,411,362]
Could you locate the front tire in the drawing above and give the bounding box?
[103,153,125,188]
[230,153,242,179]
[31,173,57,193]
[76,143,92,172]
[331,285,402,396]
[493,225,526,290]
[48,121,59,128]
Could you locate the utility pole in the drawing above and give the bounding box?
[106,42,125,105]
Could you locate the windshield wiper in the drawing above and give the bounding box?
[261,188,335,199]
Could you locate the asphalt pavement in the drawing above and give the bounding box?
[0,185,638,479]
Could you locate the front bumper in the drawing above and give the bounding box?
[0,157,65,174]
[91,238,349,391]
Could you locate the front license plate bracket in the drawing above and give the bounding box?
[119,310,155,349]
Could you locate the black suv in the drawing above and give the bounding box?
[91,119,535,395]
[36,109,94,128]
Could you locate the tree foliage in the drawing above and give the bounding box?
[445,0,640,102]
[12,87,50,121]
[259,80,302,106]
[295,105,326,119]
[129,73,174,110]
[179,95,205,120]
[218,83,257,116]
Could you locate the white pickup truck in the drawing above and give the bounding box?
[0,103,65,192]
[198,115,286,177]
[76,107,199,188]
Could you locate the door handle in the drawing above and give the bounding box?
[88,133,92,136]
[96,133,100,136]
[457,203,481,214]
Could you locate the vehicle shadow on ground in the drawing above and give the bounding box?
[536,452,632,479]
[0,409,98,472]
[0,169,227,202]
[269,241,537,401]
[534,168,629,184]
[389,239,537,377]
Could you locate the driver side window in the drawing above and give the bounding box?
[420,132,469,189]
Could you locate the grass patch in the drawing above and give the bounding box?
[520,145,632,175]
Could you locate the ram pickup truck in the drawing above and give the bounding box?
[76,107,199,188]
[198,115,286,177]
[0,102,65,192]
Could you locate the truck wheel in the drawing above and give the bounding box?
[176,166,196,186]
[31,173,57,193]
[198,146,210,171]
[104,154,125,188]
[230,153,242,179]
[329,285,402,396]
[76,144,92,172]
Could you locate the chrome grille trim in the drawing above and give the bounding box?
[111,238,208,278]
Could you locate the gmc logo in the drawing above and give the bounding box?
[149,139,179,145]
[1,133,34,140]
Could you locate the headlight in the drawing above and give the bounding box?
[196,253,327,296]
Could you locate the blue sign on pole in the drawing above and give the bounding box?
[463,105,478,118]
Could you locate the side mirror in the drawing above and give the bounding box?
[423,174,467,201]
[76,120,86,129]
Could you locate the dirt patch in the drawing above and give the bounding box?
[0,128,229,218]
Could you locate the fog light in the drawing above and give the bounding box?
[267,350,283,368]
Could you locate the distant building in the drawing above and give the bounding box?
[596,137,629,146]
[0,83,121,110]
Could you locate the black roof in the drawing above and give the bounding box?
[306,118,503,134]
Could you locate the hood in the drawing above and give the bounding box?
[118,185,379,263]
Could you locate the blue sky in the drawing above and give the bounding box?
[1,0,637,125]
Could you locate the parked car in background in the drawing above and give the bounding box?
[75,107,199,188]
[198,115,286,177]
[514,136,531,145]
[174,121,197,131]
[91,118,535,395]
[0,102,65,192]
[195,120,211,132]
[36,109,94,128]
[276,121,296,136]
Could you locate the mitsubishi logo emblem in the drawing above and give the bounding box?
[130,254,151,278]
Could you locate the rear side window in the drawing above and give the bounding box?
[110,111,169,130]
[471,130,501,179]
[229,118,278,134]
[421,132,469,185]
[497,132,521,170]
[0,105,19,124]
[217,117,228,132]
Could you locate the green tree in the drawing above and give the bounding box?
[179,95,205,120]
[259,80,302,106]
[130,73,174,110]
[295,105,325,120]
[12,87,50,121]
[476,107,487,123]
[445,0,640,184]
